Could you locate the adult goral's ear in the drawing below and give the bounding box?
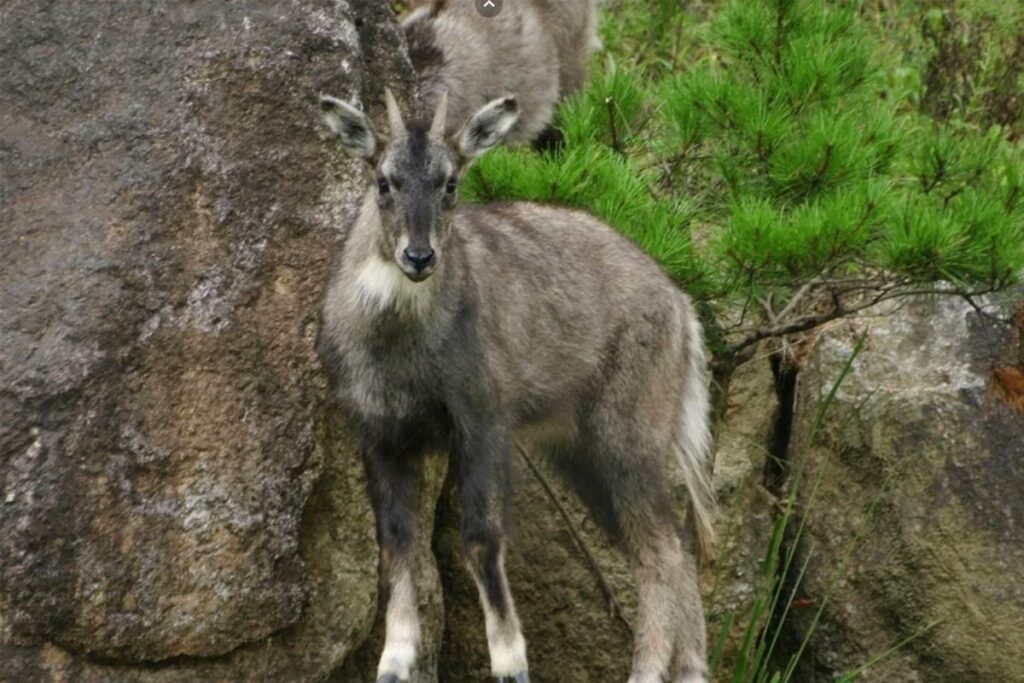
[319,94,378,159]
[457,96,519,161]
[400,0,448,24]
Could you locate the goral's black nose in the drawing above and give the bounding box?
[404,247,435,271]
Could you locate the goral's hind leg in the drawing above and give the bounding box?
[582,422,708,683]
[671,518,710,683]
[579,299,710,683]
[614,455,707,683]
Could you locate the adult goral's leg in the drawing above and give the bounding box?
[670,518,710,683]
[583,422,708,683]
[621,470,707,683]
[454,425,530,683]
[582,300,710,683]
[364,442,425,683]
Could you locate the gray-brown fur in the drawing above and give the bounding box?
[318,92,714,683]
[402,0,598,145]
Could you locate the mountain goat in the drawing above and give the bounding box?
[317,89,715,683]
[402,0,599,146]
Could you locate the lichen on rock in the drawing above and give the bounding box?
[785,294,1024,682]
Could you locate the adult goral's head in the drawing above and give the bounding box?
[319,89,519,282]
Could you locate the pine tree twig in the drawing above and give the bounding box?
[513,440,634,636]
[760,292,777,323]
[809,143,834,189]
[959,290,1013,325]
[775,276,821,323]
[1004,184,1021,213]
[606,96,623,155]
[773,0,787,67]
[921,159,947,193]
[671,7,687,71]
[725,283,1005,354]
[630,102,663,141]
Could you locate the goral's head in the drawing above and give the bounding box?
[320,89,518,282]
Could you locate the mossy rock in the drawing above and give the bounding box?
[786,295,1024,682]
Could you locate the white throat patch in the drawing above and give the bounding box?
[353,255,434,315]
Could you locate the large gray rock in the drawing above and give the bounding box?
[703,357,781,675]
[786,295,1024,681]
[0,0,432,679]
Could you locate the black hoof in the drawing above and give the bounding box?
[376,675,400,683]
[531,126,564,153]
[495,674,530,683]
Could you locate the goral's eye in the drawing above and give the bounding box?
[377,177,390,194]
[445,177,458,194]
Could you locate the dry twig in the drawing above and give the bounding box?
[514,440,634,635]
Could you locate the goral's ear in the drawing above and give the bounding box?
[319,94,378,160]
[456,96,519,162]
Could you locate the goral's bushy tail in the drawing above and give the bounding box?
[675,308,716,560]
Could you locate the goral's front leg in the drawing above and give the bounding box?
[363,440,425,683]
[452,417,530,683]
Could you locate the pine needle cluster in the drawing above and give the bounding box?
[460,0,1024,358]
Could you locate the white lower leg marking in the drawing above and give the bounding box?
[675,652,709,683]
[631,545,682,683]
[377,569,420,680]
[469,551,528,676]
[676,672,709,683]
[627,674,663,683]
[485,623,527,676]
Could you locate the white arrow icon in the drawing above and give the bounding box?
[477,0,500,16]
